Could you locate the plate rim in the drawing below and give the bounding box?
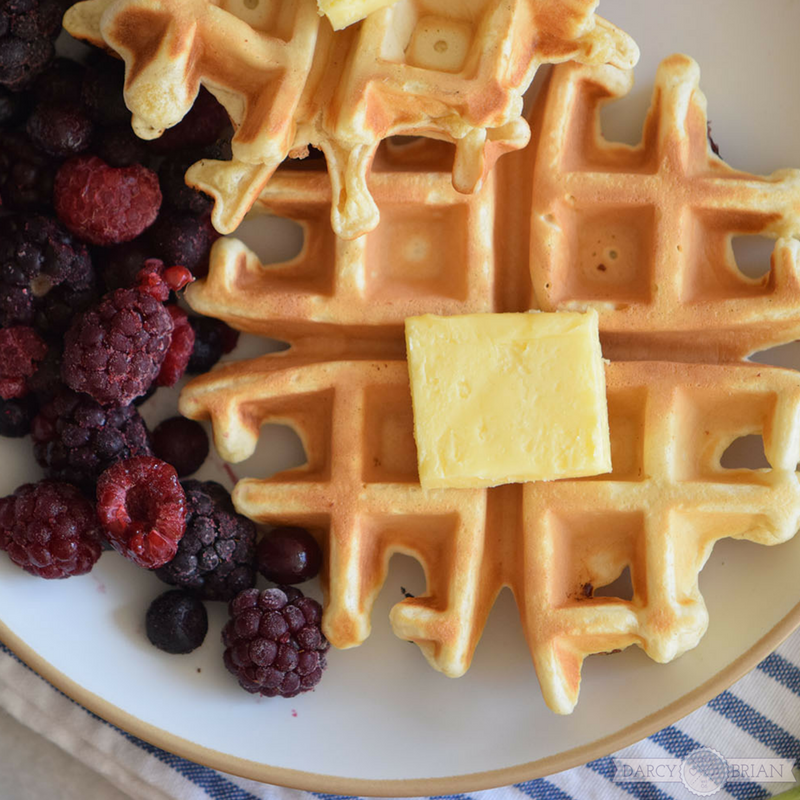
[2,599,799,795]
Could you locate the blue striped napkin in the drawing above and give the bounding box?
[0,632,798,800]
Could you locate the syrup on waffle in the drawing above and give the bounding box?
[63,0,638,238]
[180,55,800,712]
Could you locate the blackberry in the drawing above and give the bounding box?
[0,480,103,579]
[0,214,93,327]
[151,417,209,477]
[187,316,240,374]
[0,130,54,210]
[146,590,208,654]
[32,390,152,493]
[146,211,215,275]
[0,395,37,437]
[222,587,329,698]
[62,286,173,406]
[155,480,256,601]
[0,0,63,91]
[96,456,186,569]
[26,101,95,157]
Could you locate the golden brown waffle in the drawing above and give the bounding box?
[528,54,800,361]
[63,0,638,238]
[179,55,800,713]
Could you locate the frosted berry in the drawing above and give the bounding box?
[96,456,186,569]
[155,480,256,600]
[26,102,94,158]
[222,587,329,697]
[0,326,47,399]
[32,390,152,493]
[0,480,103,579]
[187,316,239,374]
[54,156,162,246]
[146,590,208,654]
[151,417,208,478]
[156,305,195,387]
[0,0,63,91]
[257,527,322,585]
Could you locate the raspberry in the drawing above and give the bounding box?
[32,390,152,493]
[96,456,186,569]
[156,305,195,387]
[0,0,63,91]
[222,587,329,698]
[155,480,255,600]
[151,417,209,477]
[146,211,216,276]
[81,55,128,126]
[149,88,229,153]
[0,130,54,210]
[146,590,208,654]
[54,156,162,246]
[0,480,103,579]
[62,285,173,406]
[187,316,240,374]
[27,102,95,158]
[0,213,93,327]
[257,527,323,585]
[0,326,47,399]
[0,395,37,437]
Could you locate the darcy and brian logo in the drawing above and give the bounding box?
[613,747,797,796]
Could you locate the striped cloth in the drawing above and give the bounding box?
[0,633,799,800]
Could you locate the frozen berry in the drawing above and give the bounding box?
[97,240,152,292]
[0,395,37,437]
[27,343,62,403]
[32,58,84,106]
[27,103,94,157]
[95,125,151,169]
[222,587,329,697]
[146,212,215,275]
[0,326,47,399]
[146,590,208,654]
[54,156,162,246]
[149,88,229,153]
[0,85,28,127]
[96,456,186,569]
[159,152,213,216]
[0,131,54,210]
[187,316,240,374]
[0,0,63,91]
[257,527,322,585]
[156,305,194,387]
[34,278,99,338]
[0,213,93,327]
[155,480,256,600]
[32,390,152,493]
[151,417,208,477]
[62,284,173,406]
[81,55,128,126]
[0,480,103,579]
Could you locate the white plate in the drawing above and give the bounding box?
[3,0,800,793]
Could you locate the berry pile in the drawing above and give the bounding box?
[0,35,331,699]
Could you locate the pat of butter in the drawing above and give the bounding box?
[405,311,611,489]
[317,0,399,29]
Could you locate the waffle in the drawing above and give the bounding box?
[62,0,638,239]
[179,54,800,714]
